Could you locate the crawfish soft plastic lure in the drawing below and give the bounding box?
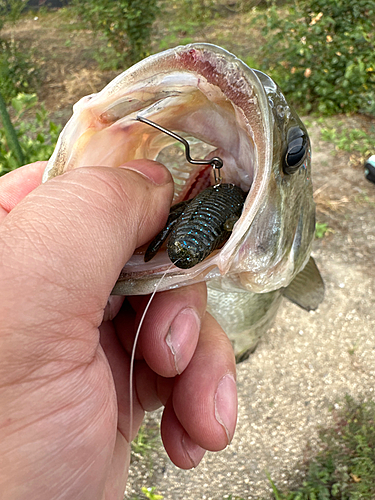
[145,183,246,269]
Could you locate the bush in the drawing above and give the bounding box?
[0,1,40,103]
[0,93,61,176]
[71,0,159,67]
[257,0,375,114]
[157,0,217,51]
[0,0,26,29]
[170,0,214,24]
[0,40,39,103]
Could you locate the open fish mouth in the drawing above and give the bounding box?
[44,43,315,296]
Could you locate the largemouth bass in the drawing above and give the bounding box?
[43,43,324,361]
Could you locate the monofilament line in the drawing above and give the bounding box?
[128,262,177,444]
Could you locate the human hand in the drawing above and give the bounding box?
[0,161,237,500]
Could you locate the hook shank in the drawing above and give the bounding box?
[136,115,223,185]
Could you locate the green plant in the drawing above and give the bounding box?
[0,90,24,166]
[88,36,125,72]
[156,0,217,52]
[0,0,26,30]
[131,423,159,458]
[169,0,214,25]
[321,126,375,162]
[256,0,375,114]
[315,222,330,239]
[0,0,40,104]
[70,0,159,67]
[267,396,375,499]
[0,39,39,103]
[127,486,163,500]
[141,487,163,500]
[0,93,61,176]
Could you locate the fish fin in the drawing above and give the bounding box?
[281,256,324,311]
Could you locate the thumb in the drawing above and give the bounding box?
[0,160,174,333]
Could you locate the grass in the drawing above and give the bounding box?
[315,222,331,239]
[266,396,375,500]
[320,121,375,167]
[128,486,164,500]
[126,422,164,500]
[131,422,160,461]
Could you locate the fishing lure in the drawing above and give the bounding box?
[145,183,246,269]
[137,117,246,269]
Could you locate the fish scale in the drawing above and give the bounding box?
[167,183,246,269]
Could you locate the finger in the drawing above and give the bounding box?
[0,161,46,221]
[165,313,237,455]
[117,283,207,377]
[133,362,175,412]
[103,296,125,322]
[160,398,206,469]
[0,160,174,376]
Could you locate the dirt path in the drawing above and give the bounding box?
[125,120,375,500]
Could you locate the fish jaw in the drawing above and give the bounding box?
[43,43,315,296]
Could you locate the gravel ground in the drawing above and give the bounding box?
[125,118,375,500]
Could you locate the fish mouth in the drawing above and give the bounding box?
[44,44,273,293]
[127,74,258,203]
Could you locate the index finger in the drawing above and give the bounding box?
[0,161,47,221]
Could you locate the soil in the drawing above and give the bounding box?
[3,9,375,499]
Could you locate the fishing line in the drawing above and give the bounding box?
[128,261,179,444]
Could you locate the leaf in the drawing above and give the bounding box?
[141,486,164,500]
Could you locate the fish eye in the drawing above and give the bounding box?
[283,126,308,175]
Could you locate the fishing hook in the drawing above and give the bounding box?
[136,115,223,186]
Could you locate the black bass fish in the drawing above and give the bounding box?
[43,43,324,361]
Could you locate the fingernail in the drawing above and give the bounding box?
[214,374,237,445]
[181,434,205,468]
[166,308,200,374]
[103,296,124,321]
[119,160,171,185]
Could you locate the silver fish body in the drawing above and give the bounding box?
[44,43,324,361]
